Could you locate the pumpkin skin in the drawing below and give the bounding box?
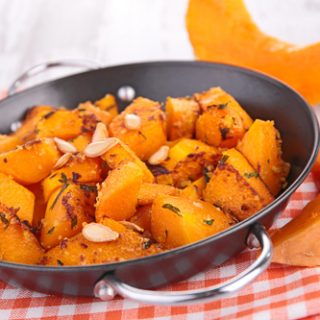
[186,0,320,105]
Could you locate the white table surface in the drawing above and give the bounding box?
[0,0,319,91]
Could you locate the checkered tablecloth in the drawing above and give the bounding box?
[0,90,320,319]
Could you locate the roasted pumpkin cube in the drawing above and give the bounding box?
[204,148,274,221]
[180,176,206,201]
[166,96,200,140]
[0,203,43,264]
[27,183,47,227]
[41,218,162,266]
[42,155,102,202]
[0,138,60,185]
[137,183,179,206]
[36,109,83,140]
[237,119,290,195]
[95,93,119,118]
[109,97,167,160]
[69,133,92,152]
[130,205,152,234]
[0,173,35,224]
[96,162,144,221]
[101,140,154,183]
[76,102,113,129]
[0,135,22,153]
[163,138,220,187]
[40,183,96,249]
[15,105,55,142]
[151,195,232,248]
[195,87,253,148]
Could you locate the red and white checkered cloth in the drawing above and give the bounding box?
[0,91,320,319]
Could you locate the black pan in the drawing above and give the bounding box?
[0,61,318,305]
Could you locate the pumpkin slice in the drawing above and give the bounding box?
[272,195,320,266]
[187,0,320,104]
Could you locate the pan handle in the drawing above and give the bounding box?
[94,224,272,305]
[8,59,100,95]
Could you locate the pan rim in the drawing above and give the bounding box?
[0,60,318,272]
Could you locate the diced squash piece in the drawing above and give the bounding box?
[137,183,179,206]
[0,203,43,264]
[180,177,206,200]
[15,105,55,142]
[0,173,35,223]
[109,97,166,160]
[130,205,152,234]
[96,162,144,221]
[195,87,253,148]
[36,109,83,140]
[151,195,232,248]
[42,155,102,202]
[95,93,119,118]
[41,218,162,266]
[40,183,96,249]
[70,134,92,152]
[77,102,113,129]
[27,183,47,227]
[0,135,22,153]
[163,138,220,187]
[0,138,60,185]
[166,96,200,140]
[101,141,154,183]
[272,195,320,266]
[237,119,290,195]
[204,148,274,221]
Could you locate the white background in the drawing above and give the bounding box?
[0,0,319,90]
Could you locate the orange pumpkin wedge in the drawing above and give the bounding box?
[186,0,320,105]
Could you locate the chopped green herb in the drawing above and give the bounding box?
[162,203,182,217]
[244,172,259,179]
[47,226,55,234]
[0,212,9,228]
[203,167,212,183]
[71,215,78,229]
[219,127,229,140]
[105,104,116,111]
[80,184,97,193]
[142,239,152,249]
[203,218,214,226]
[58,173,68,184]
[50,173,58,179]
[72,172,81,182]
[219,155,229,165]
[218,103,228,110]
[50,183,69,210]
[43,111,55,119]
[57,259,64,266]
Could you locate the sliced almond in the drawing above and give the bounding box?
[53,152,73,169]
[83,137,119,158]
[92,122,109,142]
[148,145,170,165]
[124,113,142,130]
[53,137,77,154]
[82,222,119,242]
[119,221,144,233]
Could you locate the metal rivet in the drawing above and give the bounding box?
[10,121,21,133]
[246,233,260,249]
[117,86,136,102]
[94,280,116,301]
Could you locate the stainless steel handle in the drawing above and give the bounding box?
[8,59,100,95]
[94,224,272,305]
